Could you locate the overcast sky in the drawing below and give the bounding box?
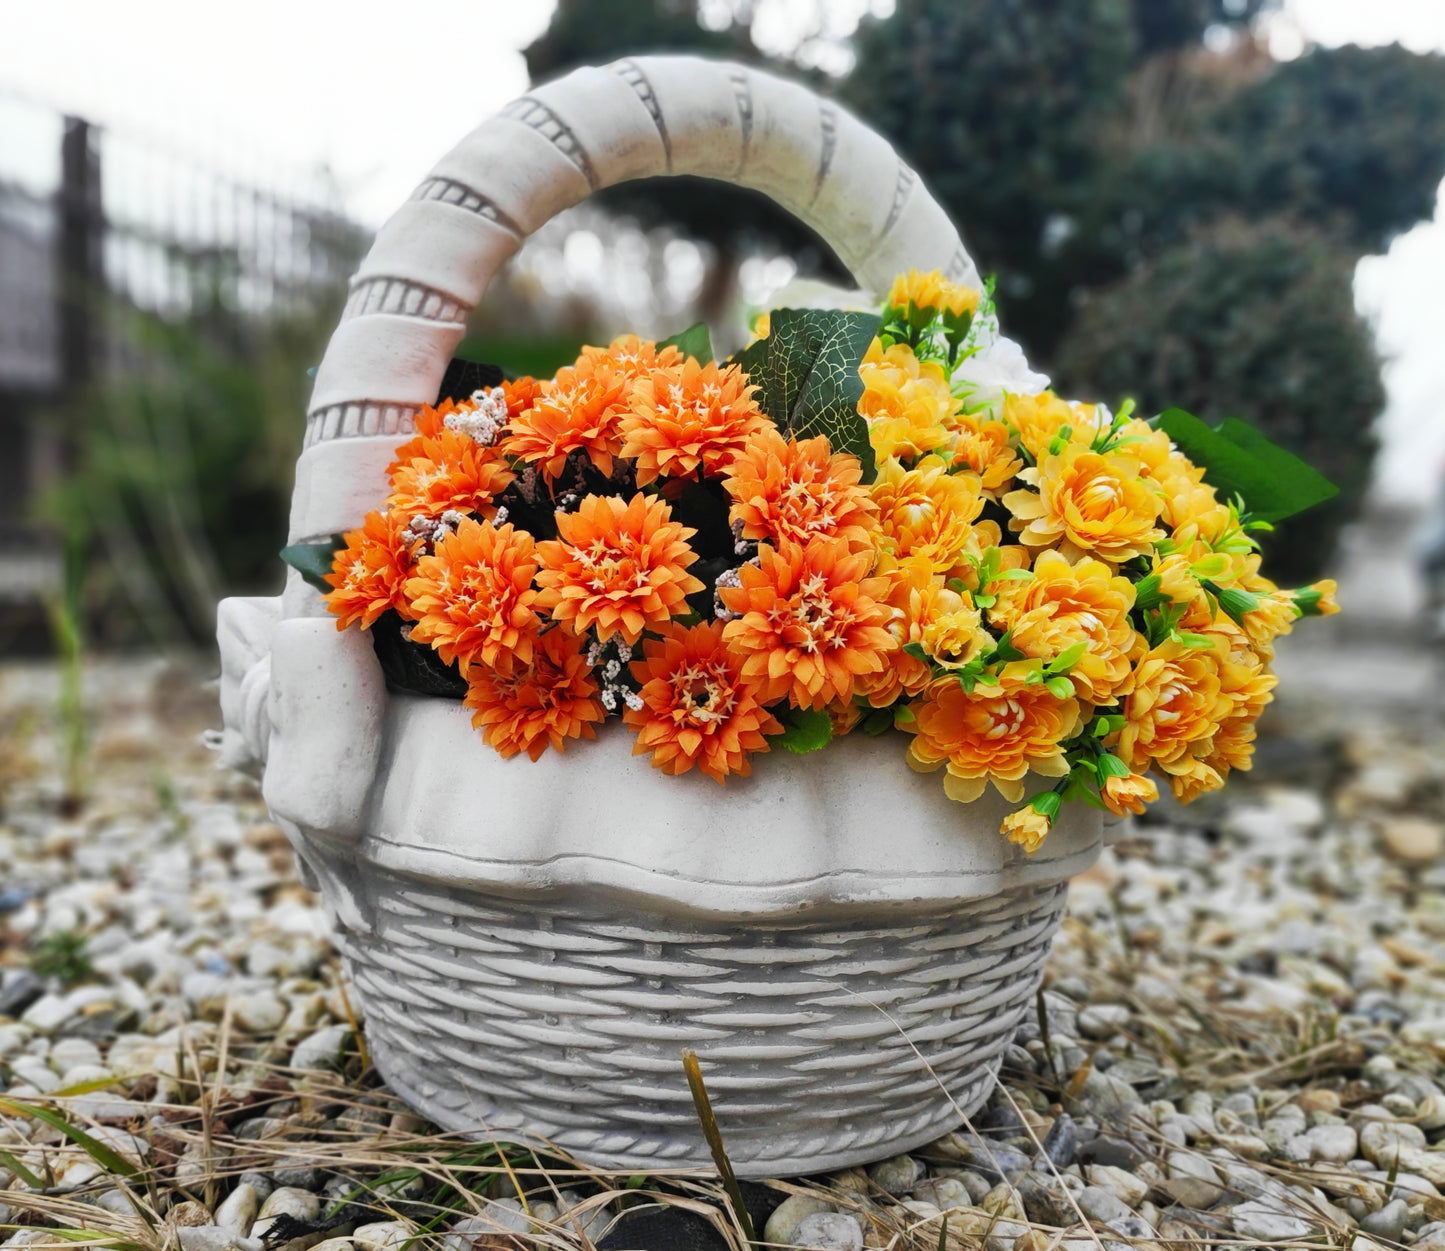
[3,0,1443,502]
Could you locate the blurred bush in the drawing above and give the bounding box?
[1053,218,1382,584]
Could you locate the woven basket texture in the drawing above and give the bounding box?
[335,871,1068,1175]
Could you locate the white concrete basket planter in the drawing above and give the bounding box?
[216,54,1102,1177]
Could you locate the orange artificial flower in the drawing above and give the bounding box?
[906,666,1082,803]
[502,375,542,421]
[1004,445,1164,564]
[723,428,878,551]
[403,518,543,674]
[324,509,418,630]
[387,427,516,519]
[989,549,1142,704]
[720,538,895,710]
[1116,640,1232,776]
[1102,771,1158,818]
[826,698,865,737]
[871,455,986,573]
[504,357,630,481]
[579,333,683,378]
[535,493,703,644]
[463,626,605,760]
[625,620,781,783]
[620,358,767,484]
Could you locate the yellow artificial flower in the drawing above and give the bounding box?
[887,268,981,319]
[860,339,959,464]
[872,455,986,573]
[919,589,993,671]
[906,664,1082,804]
[951,413,1025,495]
[1117,640,1232,775]
[1003,392,1110,463]
[1102,771,1158,817]
[1000,805,1051,856]
[989,549,1142,704]
[1004,445,1165,565]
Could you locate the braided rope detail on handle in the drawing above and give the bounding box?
[290,55,976,544]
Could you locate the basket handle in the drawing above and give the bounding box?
[289,55,977,550]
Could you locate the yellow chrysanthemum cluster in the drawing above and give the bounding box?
[846,295,1338,854]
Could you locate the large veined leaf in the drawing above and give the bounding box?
[768,706,834,754]
[741,308,880,482]
[658,321,715,365]
[1155,408,1339,523]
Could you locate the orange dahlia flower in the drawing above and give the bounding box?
[463,626,605,760]
[906,668,1082,803]
[403,518,542,674]
[1116,640,1232,775]
[535,493,703,644]
[504,358,629,481]
[1004,446,1164,565]
[951,414,1024,495]
[719,538,895,710]
[723,428,878,552]
[989,549,1142,704]
[859,339,958,465]
[624,621,781,783]
[387,426,516,519]
[620,358,767,484]
[579,333,683,378]
[324,509,418,630]
[871,455,986,573]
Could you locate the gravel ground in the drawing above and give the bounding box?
[2,653,1445,1251]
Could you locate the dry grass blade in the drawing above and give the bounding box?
[682,1049,758,1249]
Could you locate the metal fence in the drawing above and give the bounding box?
[0,91,366,637]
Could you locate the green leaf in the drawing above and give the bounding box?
[768,707,833,755]
[1155,408,1338,524]
[1096,752,1132,780]
[1045,675,1075,700]
[756,308,881,482]
[861,707,896,737]
[658,321,714,365]
[281,534,347,593]
[725,334,770,381]
[1047,641,1087,674]
[0,1097,139,1177]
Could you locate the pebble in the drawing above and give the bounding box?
[1230,1199,1315,1242]
[289,1024,351,1072]
[176,1229,263,1251]
[1076,1185,1131,1225]
[1378,816,1445,865]
[353,1222,412,1251]
[216,1183,259,1236]
[867,1153,924,1195]
[1085,1164,1148,1209]
[791,1212,864,1251]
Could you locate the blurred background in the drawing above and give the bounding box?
[2,0,1444,738]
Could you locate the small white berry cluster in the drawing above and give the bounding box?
[405,510,468,552]
[443,385,509,446]
[586,636,644,713]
